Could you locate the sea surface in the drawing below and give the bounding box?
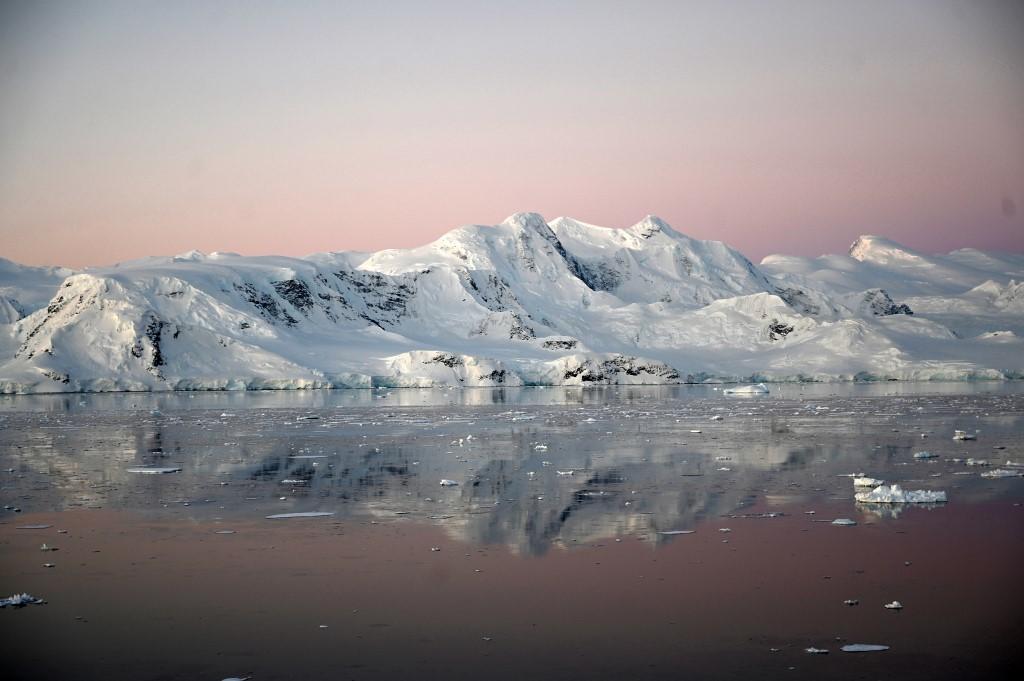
[2,383,1023,680]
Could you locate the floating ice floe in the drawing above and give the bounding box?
[265,512,335,519]
[556,470,574,476]
[0,593,44,608]
[723,383,769,395]
[658,530,695,535]
[855,484,947,504]
[805,647,829,654]
[709,415,724,421]
[126,467,182,474]
[831,518,857,526]
[842,644,889,653]
[980,469,1023,479]
[16,524,51,530]
[884,600,903,610]
[912,451,937,459]
[952,430,976,441]
[853,477,885,487]
[439,479,459,486]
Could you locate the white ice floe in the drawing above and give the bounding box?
[265,511,335,519]
[658,530,695,535]
[884,600,903,610]
[556,470,574,476]
[126,466,182,474]
[912,451,937,459]
[952,430,976,441]
[805,647,829,654]
[0,593,44,608]
[723,383,769,395]
[831,518,857,526]
[841,644,889,653]
[439,479,459,486]
[980,469,1023,479]
[855,484,947,503]
[853,477,885,487]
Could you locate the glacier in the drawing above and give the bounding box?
[1,213,1022,393]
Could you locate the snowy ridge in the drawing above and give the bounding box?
[1,213,1022,392]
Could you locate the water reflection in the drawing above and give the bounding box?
[2,389,1022,554]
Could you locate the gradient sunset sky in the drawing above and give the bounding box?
[1,0,1021,268]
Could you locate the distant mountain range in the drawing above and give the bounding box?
[2,213,1022,393]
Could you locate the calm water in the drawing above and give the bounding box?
[2,384,1023,680]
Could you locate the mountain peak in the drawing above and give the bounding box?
[848,235,921,263]
[630,215,677,239]
[500,212,550,232]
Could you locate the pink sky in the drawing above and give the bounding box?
[1,1,1021,267]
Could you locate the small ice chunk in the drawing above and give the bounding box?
[913,451,937,459]
[855,484,947,503]
[0,593,44,608]
[831,518,857,526]
[265,512,334,519]
[439,479,459,486]
[843,599,859,606]
[126,467,182,474]
[556,470,574,476]
[853,477,885,487]
[952,430,976,441]
[16,524,52,530]
[709,415,724,421]
[842,644,889,653]
[804,647,829,654]
[658,530,695,535]
[884,600,903,610]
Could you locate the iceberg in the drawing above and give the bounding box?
[722,383,770,395]
[855,484,947,503]
[0,593,44,608]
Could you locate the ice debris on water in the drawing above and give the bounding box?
[831,518,857,526]
[439,479,459,486]
[0,593,44,608]
[658,530,695,535]
[913,451,937,459]
[126,467,182,474]
[980,469,1023,479]
[855,484,947,504]
[952,430,976,441]
[805,647,829,654]
[884,601,903,610]
[843,599,859,606]
[265,512,335,519]
[853,477,885,487]
[842,644,889,653]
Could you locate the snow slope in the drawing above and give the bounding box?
[1,214,1021,392]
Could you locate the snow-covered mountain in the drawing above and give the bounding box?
[1,213,1022,393]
